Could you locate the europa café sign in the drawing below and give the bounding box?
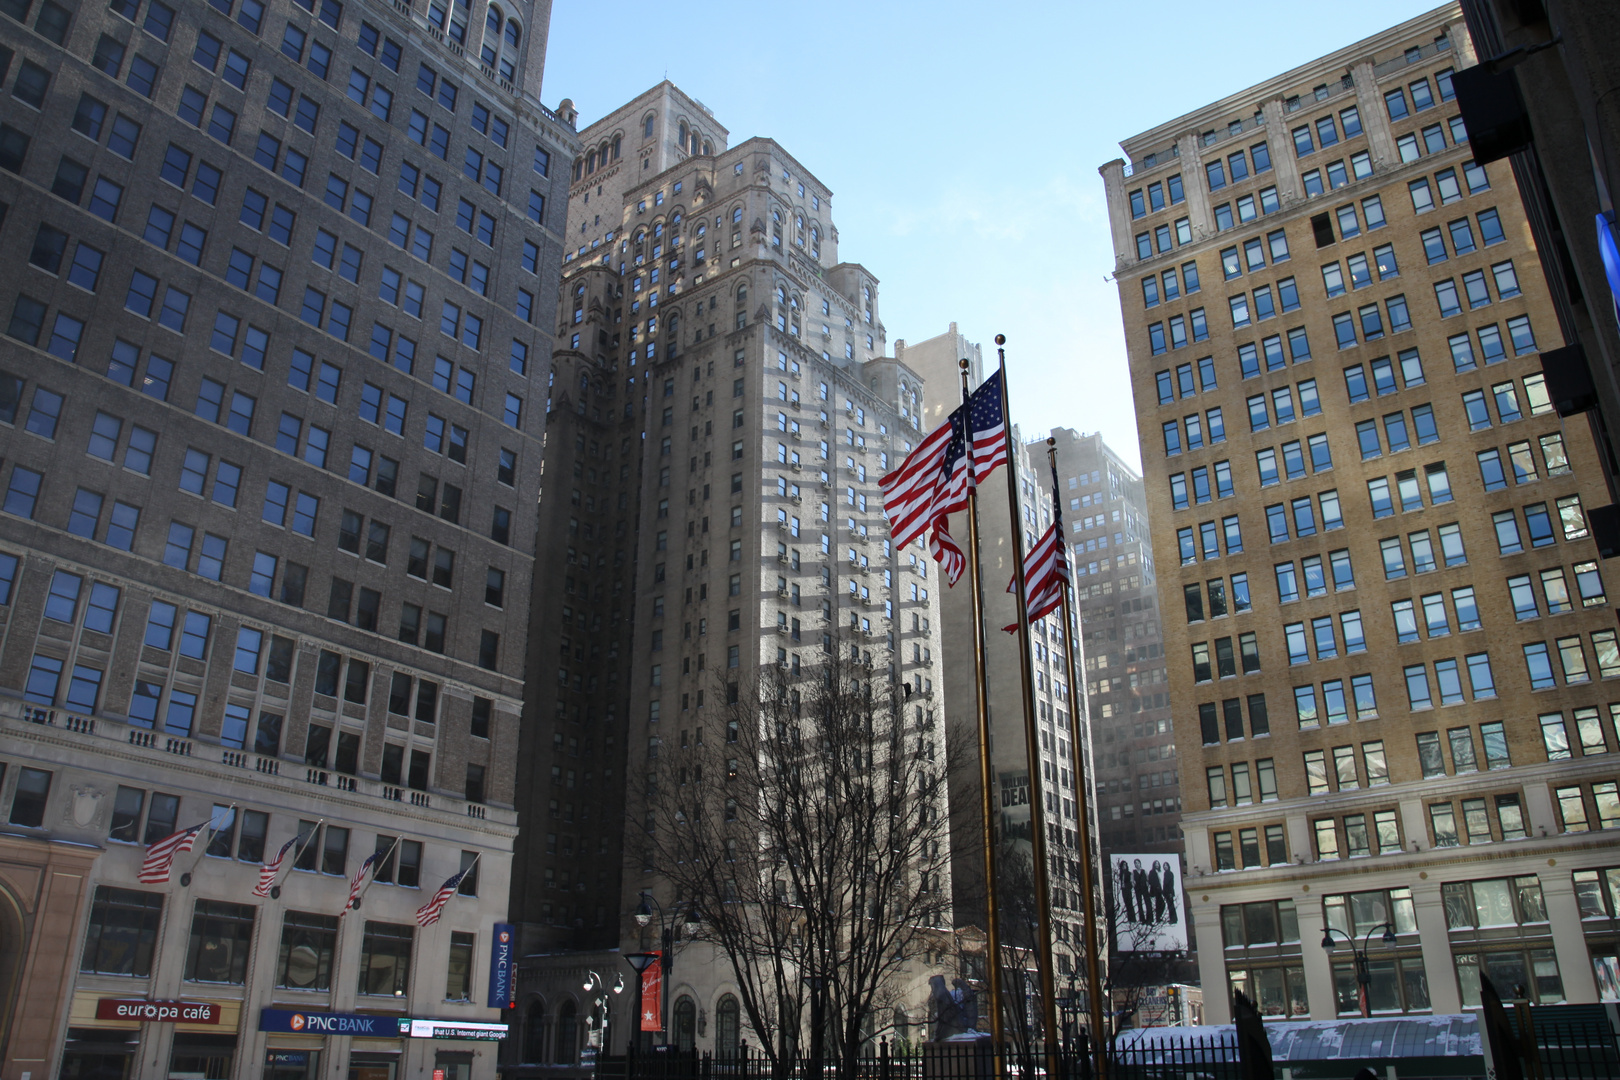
[97,1000,221,1024]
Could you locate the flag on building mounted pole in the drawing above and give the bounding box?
[252,835,300,897]
[416,866,472,926]
[138,821,207,884]
[1003,521,1069,632]
[341,849,383,914]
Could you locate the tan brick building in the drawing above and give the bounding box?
[0,0,575,1070]
[1102,4,1620,1023]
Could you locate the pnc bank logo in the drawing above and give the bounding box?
[289,1014,307,1032]
[498,930,511,944]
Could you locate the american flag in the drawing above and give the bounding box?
[877,411,958,551]
[879,370,1010,586]
[945,369,1009,497]
[1004,522,1069,632]
[341,849,383,914]
[252,835,301,897]
[416,867,471,926]
[138,822,206,884]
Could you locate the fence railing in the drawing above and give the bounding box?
[590,1035,1253,1080]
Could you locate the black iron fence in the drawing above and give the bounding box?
[592,1036,1254,1080]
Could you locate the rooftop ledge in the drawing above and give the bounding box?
[0,695,517,834]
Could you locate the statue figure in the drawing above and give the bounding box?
[929,975,966,1040]
[952,978,979,1032]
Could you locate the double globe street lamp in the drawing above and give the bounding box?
[624,891,701,1049]
[1321,922,1398,1018]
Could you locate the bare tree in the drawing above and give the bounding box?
[639,646,957,1080]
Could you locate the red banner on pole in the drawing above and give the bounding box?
[639,957,662,1032]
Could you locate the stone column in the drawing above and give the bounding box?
[1293,891,1336,1021]
[1355,61,1398,169]
[1413,878,1460,1014]
[1191,901,1228,1024]
[1541,870,1598,1002]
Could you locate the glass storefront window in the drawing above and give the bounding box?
[1227,965,1308,1017]
[264,1049,321,1080]
[170,1033,235,1080]
[1455,949,1564,1005]
[348,1052,399,1080]
[60,1028,138,1080]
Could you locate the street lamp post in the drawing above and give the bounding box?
[630,891,701,1049]
[1320,923,1398,1018]
[583,970,624,1060]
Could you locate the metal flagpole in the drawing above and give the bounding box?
[348,836,401,911]
[178,803,237,887]
[270,818,325,899]
[989,337,1061,1079]
[958,358,1005,1057]
[1048,437,1109,1076]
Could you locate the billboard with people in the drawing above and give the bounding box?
[1110,854,1189,953]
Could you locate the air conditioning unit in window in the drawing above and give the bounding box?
[790,462,802,472]
[789,495,802,505]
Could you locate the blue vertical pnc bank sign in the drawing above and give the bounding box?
[489,922,515,1009]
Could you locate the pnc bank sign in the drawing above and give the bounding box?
[96,999,221,1024]
[260,1009,407,1037]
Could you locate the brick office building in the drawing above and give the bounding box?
[1103,4,1620,1023]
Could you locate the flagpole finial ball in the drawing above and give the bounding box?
[958,359,969,371]
[1047,437,1056,447]
[994,334,1006,346]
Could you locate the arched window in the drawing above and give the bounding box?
[599,142,610,167]
[612,135,622,160]
[674,996,696,1051]
[736,285,747,304]
[702,140,712,156]
[586,150,596,174]
[690,131,700,155]
[524,1000,548,1063]
[776,285,787,306]
[810,227,821,259]
[644,114,655,139]
[732,207,743,224]
[555,1001,578,1064]
[679,121,689,147]
[480,5,501,65]
[572,158,583,182]
[716,995,740,1059]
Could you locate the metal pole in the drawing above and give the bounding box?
[989,341,1061,1080]
[663,921,673,1046]
[1047,439,1108,1078]
[959,359,1006,1057]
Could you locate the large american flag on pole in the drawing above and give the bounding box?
[252,835,301,897]
[138,822,207,884]
[878,370,1010,586]
[416,867,470,926]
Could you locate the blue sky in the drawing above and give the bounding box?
[541,0,1442,471]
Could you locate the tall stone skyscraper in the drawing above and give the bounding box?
[507,83,952,1061]
[1104,3,1620,1023]
[0,0,573,1071]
